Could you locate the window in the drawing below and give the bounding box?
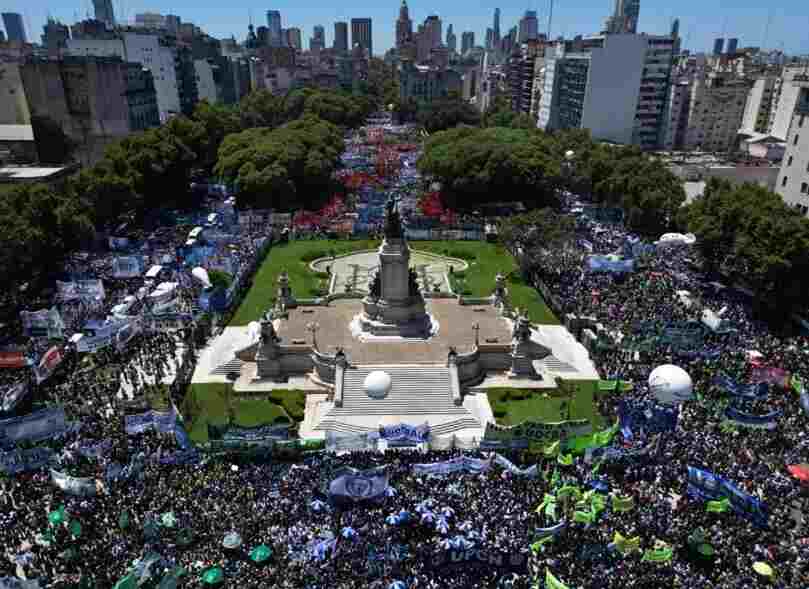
[782,176,788,187]
[795,134,800,146]
[788,156,793,166]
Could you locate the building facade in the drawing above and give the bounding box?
[267,11,283,47]
[351,18,373,57]
[334,22,348,53]
[461,31,474,55]
[2,13,26,42]
[518,11,538,43]
[740,75,777,135]
[93,0,115,27]
[20,56,158,164]
[683,72,750,152]
[399,61,461,103]
[775,78,809,215]
[396,0,412,50]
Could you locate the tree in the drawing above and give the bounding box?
[191,100,241,171]
[417,95,481,133]
[214,115,344,210]
[483,96,536,129]
[239,90,288,129]
[417,126,561,210]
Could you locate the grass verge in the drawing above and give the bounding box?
[486,380,601,427]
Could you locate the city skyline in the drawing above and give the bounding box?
[5,0,809,56]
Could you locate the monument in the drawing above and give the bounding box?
[352,196,436,339]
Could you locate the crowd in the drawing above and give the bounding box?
[3,159,809,588]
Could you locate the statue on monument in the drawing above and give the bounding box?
[384,195,404,239]
[368,270,381,299]
[408,267,420,297]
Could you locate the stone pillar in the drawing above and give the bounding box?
[378,237,411,304]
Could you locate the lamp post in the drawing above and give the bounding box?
[472,322,480,347]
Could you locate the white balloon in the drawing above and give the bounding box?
[648,364,693,405]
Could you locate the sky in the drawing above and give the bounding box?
[6,0,809,56]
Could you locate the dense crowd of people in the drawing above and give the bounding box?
[3,153,809,588]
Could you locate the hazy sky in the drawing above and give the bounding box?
[6,0,809,56]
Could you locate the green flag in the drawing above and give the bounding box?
[557,485,582,500]
[706,497,730,513]
[642,547,674,563]
[545,568,570,589]
[792,374,804,394]
[530,536,555,553]
[612,494,635,513]
[573,510,595,524]
[557,453,573,466]
[48,505,67,526]
[543,440,560,457]
[69,519,82,537]
[613,531,641,555]
[113,573,136,589]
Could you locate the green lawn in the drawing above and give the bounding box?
[181,383,306,443]
[413,241,558,324]
[230,238,558,326]
[486,380,602,427]
[229,239,379,326]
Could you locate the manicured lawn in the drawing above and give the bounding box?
[230,238,558,326]
[181,383,305,443]
[486,380,602,427]
[413,241,559,324]
[229,239,379,326]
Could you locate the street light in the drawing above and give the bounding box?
[305,321,320,350]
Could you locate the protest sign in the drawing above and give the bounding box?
[686,466,768,527]
[380,423,430,443]
[329,466,389,503]
[426,547,528,573]
[50,469,97,496]
[0,408,68,444]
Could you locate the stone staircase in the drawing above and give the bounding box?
[335,365,470,416]
[534,355,579,374]
[210,357,244,376]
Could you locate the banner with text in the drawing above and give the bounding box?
[686,465,768,528]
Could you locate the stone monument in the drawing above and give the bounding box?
[354,196,435,338]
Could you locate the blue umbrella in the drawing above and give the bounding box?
[310,499,327,512]
[397,509,410,523]
[420,511,436,524]
[385,514,400,526]
[341,527,357,539]
[389,581,407,589]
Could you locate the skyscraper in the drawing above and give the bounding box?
[713,38,724,55]
[351,18,372,57]
[606,0,639,34]
[266,10,282,47]
[446,24,457,54]
[519,10,538,43]
[2,13,26,42]
[310,25,325,52]
[93,0,115,27]
[334,22,348,52]
[396,0,412,49]
[424,16,442,50]
[461,31,474,55]
[287,27,302,50]
[485,27,494,50]
[726,38,739,54]
[493,8,501,43]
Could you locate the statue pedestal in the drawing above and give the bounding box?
[355,296,436,339]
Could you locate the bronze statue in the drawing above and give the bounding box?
[369,270,381,299]
[383,195,404,238]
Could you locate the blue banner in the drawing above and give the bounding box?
[618,401,678,439]
[174,425,193,450]
[712,375,769,400]
[587,255,634,274]
[0,408,69,444]
[412,456,493,476]
[221,424,290,443]
[724,407,781,430]
[77,439,111,459]
[380,423,430,443]
[426,547,528,572]
[0,447,54,474]
[158,449,200,465]
[535,522,567,539]
[494,454,539,478]
[125,409,176,434]
[329,466,389,503]
[686,466,768,528]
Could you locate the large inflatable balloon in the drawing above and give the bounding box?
[648,364,693,404]
[192,266,212,289]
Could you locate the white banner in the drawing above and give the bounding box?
[20,308,63,339]
[57,280,105,301]
[50,468,97,496]
[115,320,141,350]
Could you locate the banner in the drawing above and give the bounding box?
[412,456,493,476]
[50,468,97,496]
[380,423,430,443]
[77,439,111,459]
[1,381,29,413]
[618,401,678,439]
[483,419,592,446]
[427,547,528,573]
[545,569,570,589]
[143,313,193,332]
[115,320,141,351]
[587,255,634,274]
[724,406,781,430]
[641,547,673,563]
[0,351,26,369]
[0,408,68,443]
[325,431,375,452]
[712,374,769,400]
[329,466,389,503]
[0,447,53,474]
[57,280,105,301]
[34,346,63,384]
[221,424,290,443]
[686,466,768,527]
[109,236,130,250]
[20,307,63,339]
[112,256,144,278]
[76,333,115,353]
[750,366,789,387]
[158,449,200,465]
[494,454,539,478]
[125,408,176,434]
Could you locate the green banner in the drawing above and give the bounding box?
[642,547,673,562]
[706,497,730,513]
[612,494,635,513]
[545,569,570,589]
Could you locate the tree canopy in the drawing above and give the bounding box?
[680,178,809,312]
[417,95,481,134]
[482,96,536,130]
[214,115,344,210]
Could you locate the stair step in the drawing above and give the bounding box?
[210,357,244,375]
